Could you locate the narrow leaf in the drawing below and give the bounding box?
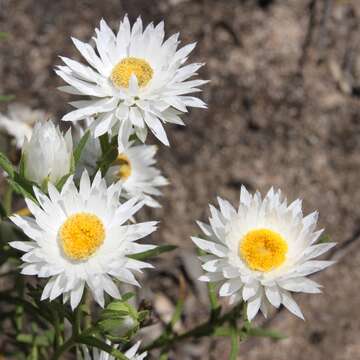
[129,245,177,261]
[56,174,72,191]
[0,32,8,40]
[7,179,36,203]
[246,326,286,340]
[0,152,15,178]
[0,201,7,218]
[74,130,90,166]
[0,94,15,102]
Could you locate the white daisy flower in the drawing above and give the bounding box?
[22,121,73,187]
[0,103,47,148]
[192,186,336,321]
[9,171,157,309]
[106,143,168,208]
[84,341,147,360]
[56,16,207,147]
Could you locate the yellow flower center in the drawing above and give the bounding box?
[59,213,105,261]
[110,57,153,88]
[239,229,288,272]
[116,153,132,180]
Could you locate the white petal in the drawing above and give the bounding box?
[265,285,281,308]
[219,279,242,297]
[281,291,304,320]
[247,294,262,321]
[70,281,85,310]
[278,277,322,294]
[191,237,227,258]
[243,282,260,301]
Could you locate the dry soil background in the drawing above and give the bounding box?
[1,0,360,359]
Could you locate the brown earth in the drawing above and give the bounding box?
[1,0,360,359]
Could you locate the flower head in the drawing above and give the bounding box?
[192,187,335,321]
[56,16,207,146]
[22,121,73,187]
[10,171,157,309]
[106,143,168,208]
[0,103,47,148]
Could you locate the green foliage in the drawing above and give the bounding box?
[97,134,118,175]
[7,177,37,203]
[0,32,8,40]
[319,233,331,243]
[0,94,15,102]
[0,201,7,219]
[0,151,15,178]
[74,129,90,166]
[98,300,140,342]
[55,173,72,191]
[244,325,286,340]
[0,151,39,204]
[129,244,177,261]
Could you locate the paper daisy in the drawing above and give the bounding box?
[22,120,73,187]
[9,171,157,309]
[56,15,207,146]
[0,103,47,148]
[84,341,147,360]
[192,186,335,321]
[106,143,168,208]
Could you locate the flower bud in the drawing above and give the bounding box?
[97,301,140,342]
[22,121,73,187]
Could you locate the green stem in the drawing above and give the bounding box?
[143,302,243,351]
[52,309,62,349]
[74,304,82,336]
[229,314,239,360]
[229,329,239,360]
[4,185,13,214]
[51,336,76,360]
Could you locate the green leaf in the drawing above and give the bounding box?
[0,201,7,218]
[246,326,286,340]
[56,174,71,191]
[19,154,26,178]
[319,234,331,243]
[0,32,8,40]
[99,133,111,154]
[7,179,36,203]
[128,244,177,261]
[97,144,118,175]
[121,292,135,302]
[0,94,15,102]
[74,130,90,166]
[0,151,15,178]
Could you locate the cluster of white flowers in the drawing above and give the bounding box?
[2,14,335,359]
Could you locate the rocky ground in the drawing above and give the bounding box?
[1,0,360,359]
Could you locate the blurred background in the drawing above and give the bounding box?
[0,0,360,359]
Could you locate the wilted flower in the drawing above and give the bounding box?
[10,171,157,309]
[56,16,207,146]
[192,187,335,321]
[0,103,47,148]
[22,121,73,187]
